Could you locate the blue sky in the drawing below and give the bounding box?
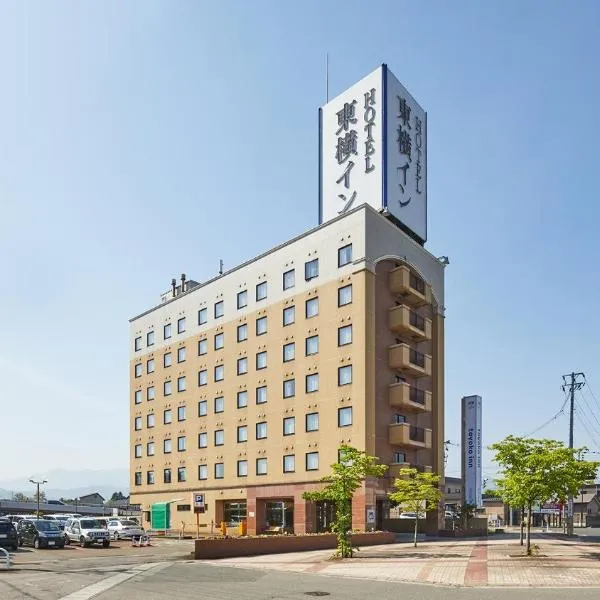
[1,0,600,485]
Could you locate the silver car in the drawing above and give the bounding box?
[64,518,110,547]
[107,519,144,540]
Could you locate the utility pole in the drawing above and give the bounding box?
[29,479,47,518]
[562,372,585,536]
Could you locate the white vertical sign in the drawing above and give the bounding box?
[462,395,483,508]
[319,64,427,242]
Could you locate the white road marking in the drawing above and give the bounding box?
[58,561,170,600]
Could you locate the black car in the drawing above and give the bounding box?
[17,519,65,549]
[0,519,18,551]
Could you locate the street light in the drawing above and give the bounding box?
[29,479,47,518]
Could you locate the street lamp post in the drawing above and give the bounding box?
[29,479,47,517]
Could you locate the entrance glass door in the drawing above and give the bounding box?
[265,501,294,532]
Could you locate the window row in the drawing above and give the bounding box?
[134,245,353,352]
[134,451,322,485]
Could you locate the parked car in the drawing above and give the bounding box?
[107,519,144,540]
[64,518,110,548]
[398,512,426,519]
[94,517,111,529]
[0,518,18,551]
[47,515,70,530]
[17,519,65,549]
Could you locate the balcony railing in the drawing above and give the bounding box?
[409,387,426,405]
[409,310,425,332]
[410,426,426,443]
[409,273,425,295]
[409,349,425,368]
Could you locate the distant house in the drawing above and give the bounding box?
[78,492,105,506]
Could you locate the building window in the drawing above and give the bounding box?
[163,439,172,454]
[134,363,142,378]
[164,323,172,339]
[177,436,186,452]
[177,317,186,334]
[177,347,186,363]
[134,416,142,430]
[256,316,267,336]
[338,324,352,346]
[305,412,319,432]
[214,332,224,350]
[198,432,208,448]
[163,468,172,484]
[177,467,186,482]
[256,421,267,439]
[393,451,406,464]
[338,244,353,267]
[237,290,248,309]
[134,336,142,352]
[256,385,267,404]
[305,335,319,356]
[224,501,247,525]
[199,464,208,480]
[177,376,186,392]
[237,460,248,477]
[147,386,155,401]
[214,365,224,381]
[283,378,295,398]
[198,370,208,386]
[214,396,224,413]
[283,455,295,473]
[134,444,142,458]
[338,365,352,386]
[198,338,208,355]
[198,400,207,416]
[237,390,248,408]
[306,452,319,471]
[146,331,155,348]
[283,416,295,436]
[164,380,172,396]
[305,297,319,318]
[305,258,319,281]
[256,351,267,370]
[134,390,142,404]
[237,425,248,442]
[147,358,155,374]
[256,281,267,301]
[147,442,155,456]
[214,463,224,479]
[338,284,353,306]
[134,472,142,486]
[214,429,224,446]
[147,413,155,428]
[256,458,267,475]
[283,269,295,290]
[283,342,295,362]
[163,409,172,424]
[237,357,248,375]
[237,323,248,342]
[177,406,186,421]
[283,305,295,326]
[338,406,353,427]
[198,307,208,325]
[214,300,224,319]
[306,373,319,393]
[163,352,172,368]
[147,471,155,485]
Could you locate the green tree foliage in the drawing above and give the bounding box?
[34,490,46,501]
[12,492,30,502]
[302,445,387,558]
[388,468,442,547]
[490,435,599,554]
[110,491,126,502]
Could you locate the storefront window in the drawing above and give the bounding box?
[224,501,247,525]
[265,500,294,532]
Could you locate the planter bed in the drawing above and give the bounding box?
[193,531,396,559]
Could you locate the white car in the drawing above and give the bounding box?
[107,519,144,540]
[64,518,110,547]
[399,512,426,519]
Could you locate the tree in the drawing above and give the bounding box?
[34,490,46,502]
[388,467,442,547]
[302,445,387,558]
[454,502,477,530]
[110,491,126,502]
[12,492,30,502]
[490,436,599,555]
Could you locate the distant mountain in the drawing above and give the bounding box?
[0,469,129,501]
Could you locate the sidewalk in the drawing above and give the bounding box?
[198,535,600,587]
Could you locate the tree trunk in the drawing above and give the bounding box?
[519,506,524,546]
[526,504,532,555]
[413,514,418,547]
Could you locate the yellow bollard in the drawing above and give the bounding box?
[239,520,247,536]
[220,521,227,536]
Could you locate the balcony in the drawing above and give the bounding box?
[389,305,432,341]
[388,343,432,377]
[388,382,432,413]
[388,266,431,307]
[388,422,432,449]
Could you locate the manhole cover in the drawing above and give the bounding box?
[304,593,330,597]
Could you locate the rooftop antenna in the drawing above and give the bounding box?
[219,259,223,276]
[326,52,329,103]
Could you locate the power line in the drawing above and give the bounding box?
[521,390,569,438]
[582,375,600,416]
[575,391,600,441]
[574,403,600,449]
